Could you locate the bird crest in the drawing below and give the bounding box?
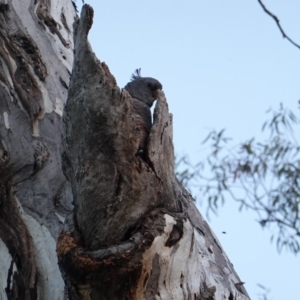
[131,68,142,81]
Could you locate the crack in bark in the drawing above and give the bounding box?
[165,222,183,247]
[5,254,15,297]
[60,11,70,33]
[0,35,44,122]
[36,0,69,48]
[59,76,69,89]
[0,183,38,300]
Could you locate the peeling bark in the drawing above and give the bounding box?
[0,183,37,299]
[0,0,75,299]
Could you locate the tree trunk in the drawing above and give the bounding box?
[0,0,75,299]
[0,1,250,300]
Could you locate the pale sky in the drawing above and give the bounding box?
[77,1,300,299]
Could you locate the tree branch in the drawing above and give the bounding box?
[257,0,300,50]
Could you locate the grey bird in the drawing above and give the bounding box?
[124,69,163,157]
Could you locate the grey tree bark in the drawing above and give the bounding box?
[0,1,250,300]
[0,0,75,299]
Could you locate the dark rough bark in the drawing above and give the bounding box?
[58,5,250,300]
[62,6,178,250]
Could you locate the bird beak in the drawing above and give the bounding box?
[153,89,162,100]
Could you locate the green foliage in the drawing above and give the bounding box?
[257,284,271,300]
[175,155,196,192]
[177,103,300,253]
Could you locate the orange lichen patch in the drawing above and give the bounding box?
[75,250,127,272]
[121,250,132,259]
[57,232,77,257]
[57,232,119,272]
[74,252,103,272]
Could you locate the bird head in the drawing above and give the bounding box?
[124,69,163,107]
